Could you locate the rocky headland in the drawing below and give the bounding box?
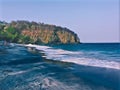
[0,20,80,44]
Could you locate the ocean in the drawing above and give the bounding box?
[0,43,120,90]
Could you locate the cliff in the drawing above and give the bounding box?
[0,20,80,44]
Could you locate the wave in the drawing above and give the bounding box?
[25,44,120,70]
[8,70,30,75]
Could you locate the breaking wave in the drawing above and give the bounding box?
[25,44,120,70]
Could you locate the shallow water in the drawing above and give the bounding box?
[0,43,120,90]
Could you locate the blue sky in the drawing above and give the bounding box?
[0,0,119,42]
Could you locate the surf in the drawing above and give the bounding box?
[25,44,120,70]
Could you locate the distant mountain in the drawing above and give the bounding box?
[0,20,80,44]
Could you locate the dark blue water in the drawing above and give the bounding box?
[0,43,120,90]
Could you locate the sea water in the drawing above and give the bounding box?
[0,43,120,90]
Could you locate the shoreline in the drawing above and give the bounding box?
[0,43,119,90]
[23,44,120,70]
[1,42,120,70]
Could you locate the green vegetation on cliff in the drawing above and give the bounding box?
[0,20,80,44]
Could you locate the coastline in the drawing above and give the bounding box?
[0,43,120,90]
[22,44,120,70]
[0,42,120,70]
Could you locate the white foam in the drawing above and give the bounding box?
[26,44,50,50]
[26,44,120,70]
[8,70,28,75]
[61,58,120,70]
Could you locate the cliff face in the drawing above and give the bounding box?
[0,21,80,44]
[22,29,80,44]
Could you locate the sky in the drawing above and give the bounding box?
[0,0,119,42]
